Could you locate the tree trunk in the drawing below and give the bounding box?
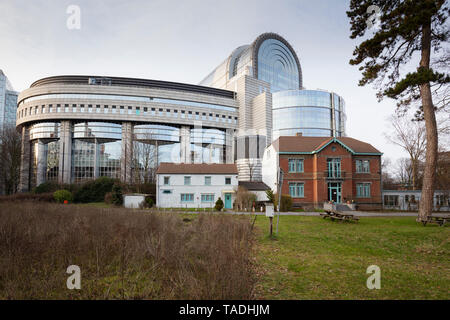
[418,22,438,221]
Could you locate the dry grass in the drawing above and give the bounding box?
[0,202,256,299]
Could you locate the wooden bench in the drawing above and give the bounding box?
[320,210,359,223]
[419,215,449,226]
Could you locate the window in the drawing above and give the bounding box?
[356,183,371,198]
[205,176,211,185]
[288,159,304,172]
[162,190,172,194]
[164,176,170,185]
[201,194,214,202]
[181,194,194,202]
[225,177,231,185]
[356,160,370,173]
[289,182,304,198]
[327,158,341,178]
[384,195,399,206]
[184,176,191,185]
[436,195,446,206]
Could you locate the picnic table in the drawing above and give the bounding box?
[320,203,359,223]
[418,214,449,226]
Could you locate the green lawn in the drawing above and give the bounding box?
[253,215,449,299]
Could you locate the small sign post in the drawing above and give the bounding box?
[265,204,274,238]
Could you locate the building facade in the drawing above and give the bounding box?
[0,70,18,132]
[156,163,238,208]
[383,190,450,211]
[199,33,347,180]
[16,76,238,191]
[272,90,346,140]
[262,136,383,210]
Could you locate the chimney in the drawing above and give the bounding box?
[296,132,303,137]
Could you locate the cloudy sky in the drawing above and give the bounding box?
[0,0,418,165]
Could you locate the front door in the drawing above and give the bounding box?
[328,182,342,203]
[224,193,232,209]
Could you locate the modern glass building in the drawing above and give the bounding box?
[0,70,18,132]
[17,33,348,187]
[17,76,237,191]
[199,32,346,141]
[198,32,346,180]
[272,90,346,140]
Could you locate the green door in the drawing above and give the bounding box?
[224,193,232,209]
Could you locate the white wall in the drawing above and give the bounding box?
[261,145,278,193]
[157,173,238,208]
[123,194,145,209]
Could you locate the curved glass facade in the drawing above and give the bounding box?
[72,122,122,182]
[29,122,60,140]
[257,39,300,92]
[272,90,346,140]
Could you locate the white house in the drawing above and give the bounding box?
[383,190,450,211]
[156,163,239,209]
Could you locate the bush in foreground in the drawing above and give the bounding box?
[215,197,224,211]
[73,177,117,203]
[53,190,73,203]
[0,202,255,299]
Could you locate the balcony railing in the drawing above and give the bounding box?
[326,171,346,179]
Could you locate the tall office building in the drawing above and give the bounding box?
[200,33,346,180]
[0,70,18,132]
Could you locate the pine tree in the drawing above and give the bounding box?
[347,0,449,220]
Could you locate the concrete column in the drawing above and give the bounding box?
[180,126,191,163]
[36,139,46,186]
[94,139,99,179]
[19,125,31,192]
[121,122,133,183]
[225,128,234,164]
[58,121,72,184]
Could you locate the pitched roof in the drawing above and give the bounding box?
[271,136,381,154]
[156,163,238,174]
[239,181,270,191]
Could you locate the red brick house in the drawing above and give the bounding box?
[262,136,383,210]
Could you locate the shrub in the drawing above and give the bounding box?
[33,182,59,194]
[104,192,113,204]
[215,197,224,211]
[73,177,116,203]
[274,194,293,212]
[235,186,257,211]
[53,190,73,203]
[145,197,154,208]
[0,192,54,203]
[111,183,123,206]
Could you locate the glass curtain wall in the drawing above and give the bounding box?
[272,90,346,140]
[133,124,180,183]
[29,122,61,188]
[190,128,226,163]
[257,39,300,92]
[72,122,122,183]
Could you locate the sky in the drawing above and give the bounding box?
[0,0,420,166]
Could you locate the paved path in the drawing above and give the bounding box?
[154,210,420,217]
[223,211,419,217]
